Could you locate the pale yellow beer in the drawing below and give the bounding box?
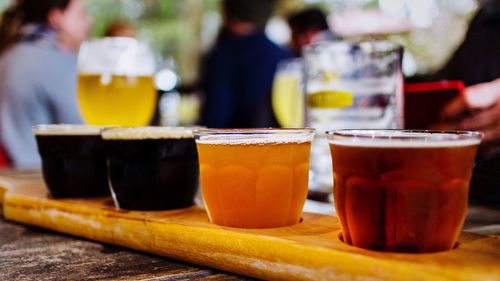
[272,73,304,128]
[78,74,156,126]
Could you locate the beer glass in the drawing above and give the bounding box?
[327,129,482,252]
[102,127,199,210]
[304,41,403,200]
[33,124,110,198]
[77,38,157,126]
[194,128,315,228]
[271,58,305,128]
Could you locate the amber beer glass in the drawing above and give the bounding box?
[194,129,315,228]
[77,38,156,126]
[327,130,482,252]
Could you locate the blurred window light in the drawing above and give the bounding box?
[155,69,178,92]
[402,51,418,77]
[201,11,221,51]
[379,0,407,19]
[332,10,411,37]
[123,0,145,19]
[406,0,439,29]
[443,0,477,15]
[266,17,291,46]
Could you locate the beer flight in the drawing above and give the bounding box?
[33,124,482,253]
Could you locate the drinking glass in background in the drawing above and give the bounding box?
[272,58,305,128]
[77,38,157,126]
[304,41,403,201]
[33,125,110,198]
[194,129,315,228]
[327,130,481,253]
[102,127,199,210]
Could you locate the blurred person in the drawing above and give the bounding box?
[439,78,500,152]
[104,19,136,38]
[434,1,500,86]
[287,7,334,57]
[433,0,500,153]
[431,0,500,205]
[0,0,91,168]
[437,78,500,206]
[199,0,292,128]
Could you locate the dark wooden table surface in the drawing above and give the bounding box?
[1,170,499,281]
[0,169,254,281]
[0,218,254,281]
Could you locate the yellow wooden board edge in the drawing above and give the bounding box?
[2,177,500,281]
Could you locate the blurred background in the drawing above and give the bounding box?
[0,0,478,93]
[0,0,479,127]
[0,0,484,148]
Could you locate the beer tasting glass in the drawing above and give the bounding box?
[77,38,157,126]
[33,124,110,198]
[304,41,403,199]
[102,127,199,210]
[194,128,315,228]
[327,129,482,253]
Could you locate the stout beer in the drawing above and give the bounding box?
[102,127,199,210]
[34,125,109,198]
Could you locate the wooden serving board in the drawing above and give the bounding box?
[1,173,499,281]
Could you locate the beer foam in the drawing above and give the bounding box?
[194,129,315,145]
[33,124,106,136]
[195,134,314,145]
[101,127,195,140]
[328,130,482,148]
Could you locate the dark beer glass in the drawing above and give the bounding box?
[102,127,199,210]
[327,130,482,253]
[33,125,110,198]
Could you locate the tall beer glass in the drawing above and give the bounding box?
[304,41,403,200]
[327,129,481,252]
[271,58,304,128]
[78,38,157,126]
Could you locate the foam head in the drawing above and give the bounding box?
[193,128,315,145]
[101,127,197,140]
[327,130,482,148]
[33,124,108,136]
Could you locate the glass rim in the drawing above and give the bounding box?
[304,40,402,55]
[78,37,155,76]
[101,126,202,140]
[32,124,111,136]
[193,128,315,136]
[193,128,315,144]
[326,129,483,142]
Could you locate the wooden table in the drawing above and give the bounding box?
[0,169,252,281]
[1,169,499,280]
[0,217,253,281]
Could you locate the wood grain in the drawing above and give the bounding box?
[0,218,251,281]
[1,174,500,281]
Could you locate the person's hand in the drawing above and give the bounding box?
[433,78,500,147]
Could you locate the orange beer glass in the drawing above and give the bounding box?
[327,130,482,252]
[194,128,315,228]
